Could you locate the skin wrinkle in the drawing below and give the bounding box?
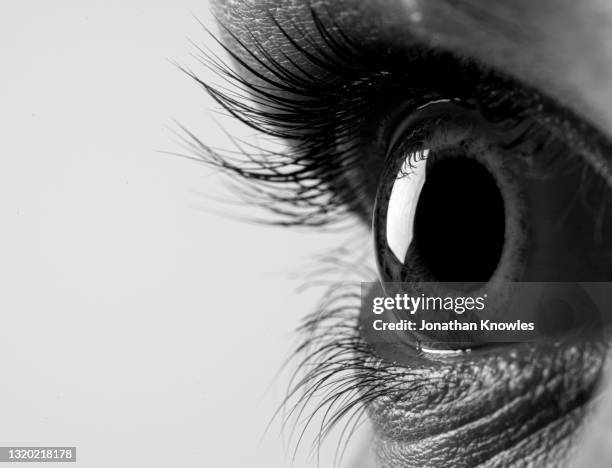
[379,403,583,467]
[209,0,612,466]
[363,342,603,466]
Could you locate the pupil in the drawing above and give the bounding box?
[412,155,505,281]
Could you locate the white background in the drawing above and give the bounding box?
[0,1,356,466]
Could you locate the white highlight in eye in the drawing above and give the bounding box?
[386,149,428,262]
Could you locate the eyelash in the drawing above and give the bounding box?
[182,6,612,463]
[271,230,396,462]
[182,7,612,229]
[179,10,375,227]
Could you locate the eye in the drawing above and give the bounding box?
[190,7,612,467]
[375,99,612,287]
[362,96,608,455]
[367,95,612,354]
[374,101,520,286]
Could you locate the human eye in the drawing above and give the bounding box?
[188,1,612,466]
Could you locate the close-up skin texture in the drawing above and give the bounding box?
[196,0,612,466]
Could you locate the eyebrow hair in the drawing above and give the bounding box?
[211,0,612,134]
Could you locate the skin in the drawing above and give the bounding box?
[210,0,612,466]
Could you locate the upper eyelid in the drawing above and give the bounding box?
[210,8,612,185]
[213,0,612,138]
[407,0,612,138]
[187,7,612,230]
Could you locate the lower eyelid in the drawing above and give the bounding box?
[363,340,605,463]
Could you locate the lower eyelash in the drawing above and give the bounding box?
[269,237,393,466]
[279,280,379,464]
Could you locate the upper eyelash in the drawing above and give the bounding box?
[180,4,612,229]
[178,9,379,227]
